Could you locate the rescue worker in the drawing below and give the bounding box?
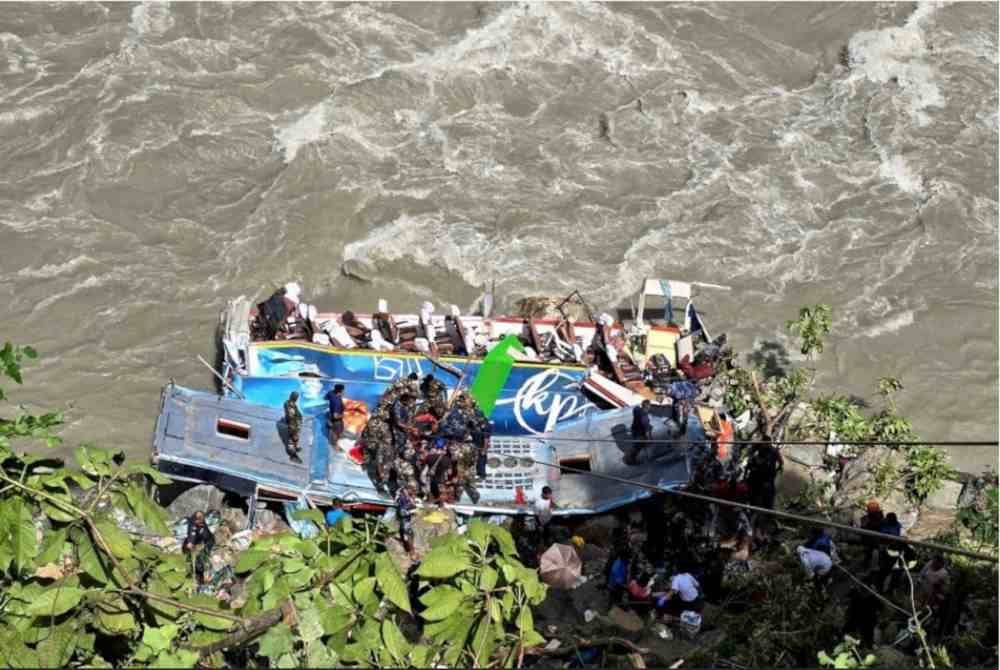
[859,500,885,570]
[376,374,420,422]
[183,511,215,585]
[359,419,392,496]
[438,397,473,442]
[391,393,421,496]
[465,394,492,479]
[283,391,302,462]
[451,439,481,504]
[421,374,448,415]
[326,383,345,446]
[746,443,783,510]
[627,400,652,465]
[396,486,417,557]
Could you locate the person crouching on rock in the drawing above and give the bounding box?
[183,511,215,585]
[396,486,417,558]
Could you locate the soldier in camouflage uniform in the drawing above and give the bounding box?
[390,393,421,496]
[360,417,393,496]
[421,374,449,417]
[283,391,302,462]
[450,439,481,504]
[464,395,492,479]
[375,374,421,421]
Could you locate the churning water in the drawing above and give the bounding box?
[0,2,996,471]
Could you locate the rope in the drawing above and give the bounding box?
[833,563,911,617]
[529,458,998,563]
[537,437,998,447]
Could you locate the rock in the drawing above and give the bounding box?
[253,509,291,536]
[782,443,825,468]
[923,480,964,511]
[776,458,815,499]
[572,514,621,546]
[568,578,607,622]
[167,484,229,522]
[907,510,956,541]
[578,543,609,570]
[606,606,644,638]
[873,645,911,669]
[385,507,459,574]
[340,257,378,283]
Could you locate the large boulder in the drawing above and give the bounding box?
[571,514,621,547]
[776,458,816,499]
[782,443,825,468]
[831,447,919,531]
[873,645,911,670]
[166,484,229,522]
[605,606,645,639]
[384,507,459,574]
[922,479,964,511]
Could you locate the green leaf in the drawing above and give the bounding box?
[124,482,171,535]
[353,576,378,608]
[257,623,295,660]
[420,586,465,622]
[128,463,173,485]
[419,584,463,608]
[480,565,498,591]
[517,605,534,634]
[150,650,200,669]
[94,520,133,560]
[470,616,499,667]
[35,625,77,668]
[96,608,139,635]
[282,558,307,573]
[186,593,236,631]
[0,498,39,575]
[234,549,269,573]
[41,499,76,523]
[410,645,431,667]
[285,566,316,590]
[26,585,85,616]
[467,518,491,548]
[0,629,39,669]
[489,525,517,556]
[142,624,179,652]
[416,545,471,579]
[381,618,411,663]
[375,552,411,614]
[522,628,545,647]
[37,526,68,566]
[73,526,108,584]
[306,640,339,668]
[319,604,354,636]
[297,606,325,643]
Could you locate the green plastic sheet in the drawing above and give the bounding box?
[469,335,525,418]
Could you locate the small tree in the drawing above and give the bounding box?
[786,304,833,361]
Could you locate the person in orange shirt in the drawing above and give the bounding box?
[715,411,734,463]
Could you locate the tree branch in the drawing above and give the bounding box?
[187,545,369,660]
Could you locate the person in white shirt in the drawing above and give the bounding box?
[534,486,555,549]
[657,571,703,617]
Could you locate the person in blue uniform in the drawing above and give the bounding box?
[627,400,653,465]
[326,383,346,446]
